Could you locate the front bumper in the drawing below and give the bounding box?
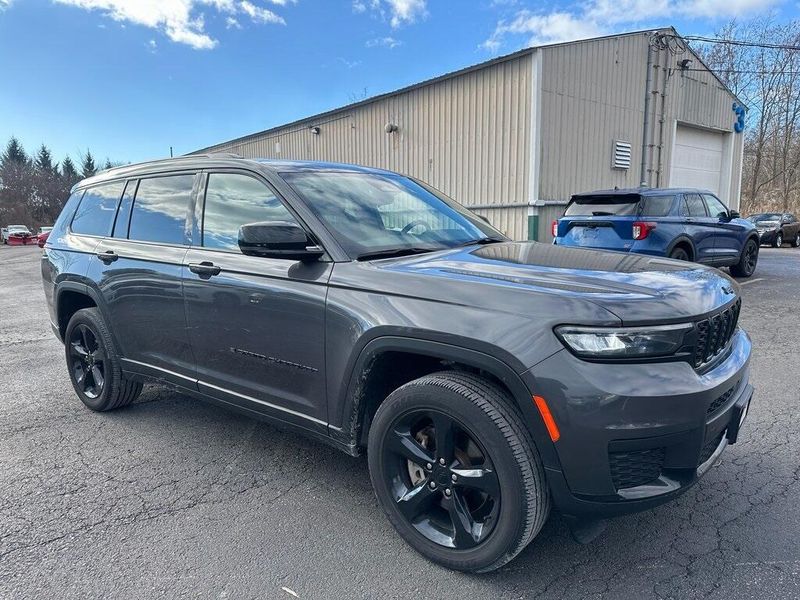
[523,328,752,518]
[757,229,778,244]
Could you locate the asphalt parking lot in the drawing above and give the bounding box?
[1,245,798,599]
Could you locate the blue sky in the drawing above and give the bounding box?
[0,0,794,166]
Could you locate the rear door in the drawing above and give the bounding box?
[558,194,641,250]
[702,193,741,263]
[182,170,331,429]
[680,193,716,263]
[89,172,199,386]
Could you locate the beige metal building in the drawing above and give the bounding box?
[193,28,744,242]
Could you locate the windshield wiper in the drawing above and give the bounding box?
[458,236,506,247]
[356,247,437,261]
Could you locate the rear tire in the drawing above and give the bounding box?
[669,246,690,261]
[730,238,759,278]
[64,308,142,411]
[367,371,550,573]
[772,233,783,248]
[792,233,800,248]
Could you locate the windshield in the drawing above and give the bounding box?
[748,213,782,222]
[281,170,506,259]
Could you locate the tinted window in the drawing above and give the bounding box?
[112,180,137,239]
[682,194,707,217]
[703,194,729,219]
[129,175,194,245]
[202,173,296,252]
[70,181,125,236]
[565,194,640,216]
[640,195,675,217]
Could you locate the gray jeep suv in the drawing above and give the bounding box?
[41,156,753,572]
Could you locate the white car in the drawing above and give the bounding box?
[2,225,33,244]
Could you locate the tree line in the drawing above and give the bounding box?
[0,137,119,229]
[701,17,800,215]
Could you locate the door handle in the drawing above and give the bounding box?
[188,261,221,278]
[96,250,119,264]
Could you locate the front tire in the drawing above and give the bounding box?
[792,233,800,248]
[730,238,759,278]
[64,308,142,411]
[367,371,550,573]
[772,233,783,248]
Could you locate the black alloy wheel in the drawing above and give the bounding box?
[731,238,759,277]
[64,308,142,411]
[368,371,550,573]
[382,409,501,549]
[69,324,106,399]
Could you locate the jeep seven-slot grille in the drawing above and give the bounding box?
[707,381,739,416]
[693,298,741,368]
[609,447,666,490]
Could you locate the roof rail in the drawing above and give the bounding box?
[93,152,243,177]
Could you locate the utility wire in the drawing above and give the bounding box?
[680,34,800,51]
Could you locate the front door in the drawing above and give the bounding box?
[702,194,741,263]
[182,171,331,428]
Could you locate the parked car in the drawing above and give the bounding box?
[37,226,53,248]
[552,188,760,277]
[42,157,753,573]
[3,224,36,245]
[747,212,800,247]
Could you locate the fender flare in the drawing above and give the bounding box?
[665,235,697,261]
[54,279,115,343]
[332,335,561,469]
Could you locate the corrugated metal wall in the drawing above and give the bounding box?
[200,55,534,240]
[537,34,648,204]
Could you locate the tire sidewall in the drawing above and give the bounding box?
[64,308,121,411]
[368,383,529,571]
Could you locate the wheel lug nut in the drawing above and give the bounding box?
[451,474,457,482]
[425,462,432,470]
[438,458,446,466]
[444,488,452,496]
[429,481,436,489]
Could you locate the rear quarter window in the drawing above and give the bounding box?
[70,181,126,236]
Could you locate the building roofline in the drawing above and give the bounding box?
[190,26,742,154]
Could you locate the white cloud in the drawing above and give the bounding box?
[0,0,13,9]
[366,35,402,48]
[226,15,241,28]
[52,0,291,50]
[338,57,362,68]
[354,0,426,28]
[482,0,778,53]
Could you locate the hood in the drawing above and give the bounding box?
[377,242,739,324]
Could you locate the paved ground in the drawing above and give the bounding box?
[0,245,798,599]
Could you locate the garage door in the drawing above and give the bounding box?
[670,125,724,195]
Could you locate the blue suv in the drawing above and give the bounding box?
[553,188,760,277]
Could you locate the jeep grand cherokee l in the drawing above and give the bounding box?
[42,156,753,573]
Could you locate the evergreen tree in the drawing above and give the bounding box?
[35,144,57,174]
[61,156,79,185]
[80,150,97,179]
[103,158,113,170]
[0,136,29,165]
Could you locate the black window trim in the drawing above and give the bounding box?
[682,193,709,218]
[701,193,729,218]
[67,180,127,239]
[196,167,329,259]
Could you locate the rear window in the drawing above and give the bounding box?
[70,181,125,236]
[565,193,675,217]
[128,174,194,245]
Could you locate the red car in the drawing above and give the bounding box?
[3,225,37,246]
[37,227,53,248]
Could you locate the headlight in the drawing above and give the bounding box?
[555,323,693,358]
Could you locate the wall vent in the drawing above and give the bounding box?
[612,140,632,170]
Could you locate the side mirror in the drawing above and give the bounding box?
[238,221,324,261]
[729,210,741,219]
